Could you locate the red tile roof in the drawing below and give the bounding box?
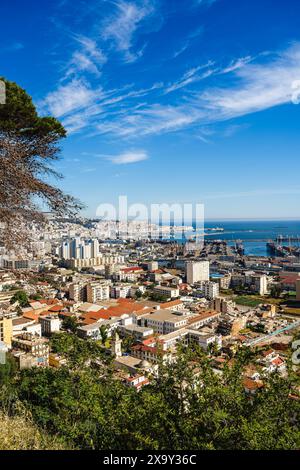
[48,305,64,312]
[121,267,143,273]
[160,299,183,309]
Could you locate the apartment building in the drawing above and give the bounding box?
[65,255,125,269]
[153,285,179,299]
[195,281,219,300]
[69,282,87,302]
[110,285,131,299]
[12,332,49,367]
[141,309,189,334]
[40,315,61,336]
[186,261,210,284]
[86,282,110,303]
[251,274,268,295]
[212,297,236,314]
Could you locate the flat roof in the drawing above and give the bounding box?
[114,356,142,368]
[121,324,153,333]
[144,309,188,322]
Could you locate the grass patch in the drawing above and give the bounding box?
[235,296,262,307]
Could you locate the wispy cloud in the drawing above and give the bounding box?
[42,41,300,140]
[82,167,97,173]
[93,42,300,138]
[173,43,189,59]
[106,150,149,164]
[101,0,155,62]
[63,35,107,78]
[42,78,100,118]
[219,55,254,74]
[164,61,215,93]
[173,26,204,59]
[200,43,300,119]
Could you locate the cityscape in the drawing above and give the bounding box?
[0,0,300,460]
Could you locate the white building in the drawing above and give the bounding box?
[153,285,179,299]
[195,281,219,300]
[69,282,86,302]
[147,261,159,271]
[251,274,268,296]
[186,330,222,351]
[86,282,110,303]
[186,261,210,284]
[141,310,189,335]
[129,285,146,298]
[40,315,61,336]
[110,285,132,299]
[77,323,102,341]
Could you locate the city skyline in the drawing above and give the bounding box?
[1,0,300,218]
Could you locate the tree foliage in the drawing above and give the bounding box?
[0,77,83,248]
[10,290,29,307]
[62,316,79,334]
[1,344,299,450]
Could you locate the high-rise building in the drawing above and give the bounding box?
[60,241,70,259]
[69,282,87,302]
[251,274,268,295]
[186,261,210,284]
[91,239,99,258]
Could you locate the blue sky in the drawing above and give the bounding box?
[1,0,300,219]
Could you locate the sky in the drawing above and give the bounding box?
[1,0,300,220]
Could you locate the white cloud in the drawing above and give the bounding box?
[102,0,155,62]
[96,103,202,137]
[107,150,149,164]
[172,27,204,59]
[43,79,100,118]
[173,43,189,59]
[65,36,107,78]
[94,42,300,138]
[164,61,215,94]
[43,41,300,140]
[199,43,300,119]
[219,56,254,74]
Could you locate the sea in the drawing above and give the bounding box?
[175,220,300,257]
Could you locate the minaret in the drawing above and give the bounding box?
[111,332,122,358]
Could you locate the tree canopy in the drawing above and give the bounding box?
[0,77,83,248]
[10,290,29,307]
[1,344,299,450]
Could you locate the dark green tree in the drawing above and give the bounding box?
[10,290,29,307]
[62,316,78,334]
[99,325,108,345]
